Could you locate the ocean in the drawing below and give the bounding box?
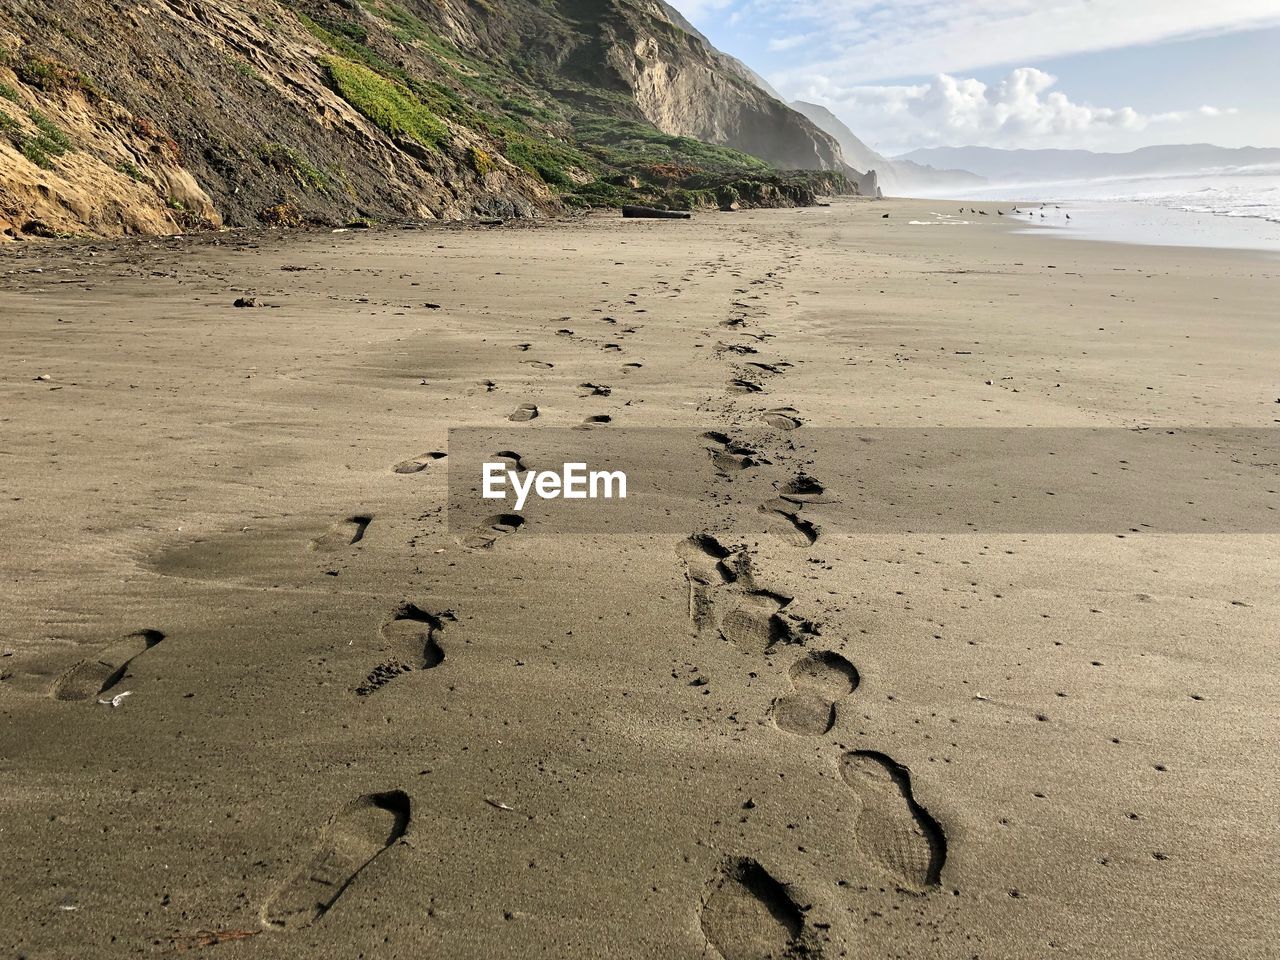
[920,167,1280,252]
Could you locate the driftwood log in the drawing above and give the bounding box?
[621,205,691,220]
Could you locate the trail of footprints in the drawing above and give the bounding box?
[40,244,948,950]
[255,289,648,930]
[254,604,444,931]
[283,255,854,946]
[456,283,658,546]
[691,253,951,958]
[685,538,950,954]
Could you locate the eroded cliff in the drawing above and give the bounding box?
[0,0,869,239]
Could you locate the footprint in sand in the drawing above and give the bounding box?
[310,515,372,550]
[51,629,165,702]
[261,790,410,930]
[577,414,612,429]
[354,604,449,696]
[758,499,818,546]
[778,475,824,499]
[700,857,804,960]
[508,403,538,422]
[772,651,858,735]
[762,407,802,431]
[838,751,947,891]
[392,451,446,474]
[578,382,611,397]
[728,378,764,394]
[492,450,526,472]
[677,533,736,635]
[677,535,802,654]
[464,512,525,549]
[746,361,793,376]
[719,592,798,654]
[703,431,760,473]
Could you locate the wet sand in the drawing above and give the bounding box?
[1,198,1277,958]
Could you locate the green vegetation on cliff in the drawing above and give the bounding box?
[323,57,449,152]
[0,102,72,169]
[289,0,851,211]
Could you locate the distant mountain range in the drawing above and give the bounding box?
[896,144,1280,184]
[790,101,985,195]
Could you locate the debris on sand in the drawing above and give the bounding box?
[622,205,691,220]
[163,928,261,950]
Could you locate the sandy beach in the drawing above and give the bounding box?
[2,198,1277,959]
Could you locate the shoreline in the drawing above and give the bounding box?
[902,191,1280,254]
[4,190,1278,262]
[2,198,1277,958]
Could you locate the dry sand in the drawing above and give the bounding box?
[1,199,1277,958]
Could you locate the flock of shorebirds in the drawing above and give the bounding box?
[961,204,1071,220]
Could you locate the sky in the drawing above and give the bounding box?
[669,0,1280,156]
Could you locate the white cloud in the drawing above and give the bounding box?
[673,0,736,20]
[688,0,1280,84]
[793,67,1233,153]
[767,33,815,52]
